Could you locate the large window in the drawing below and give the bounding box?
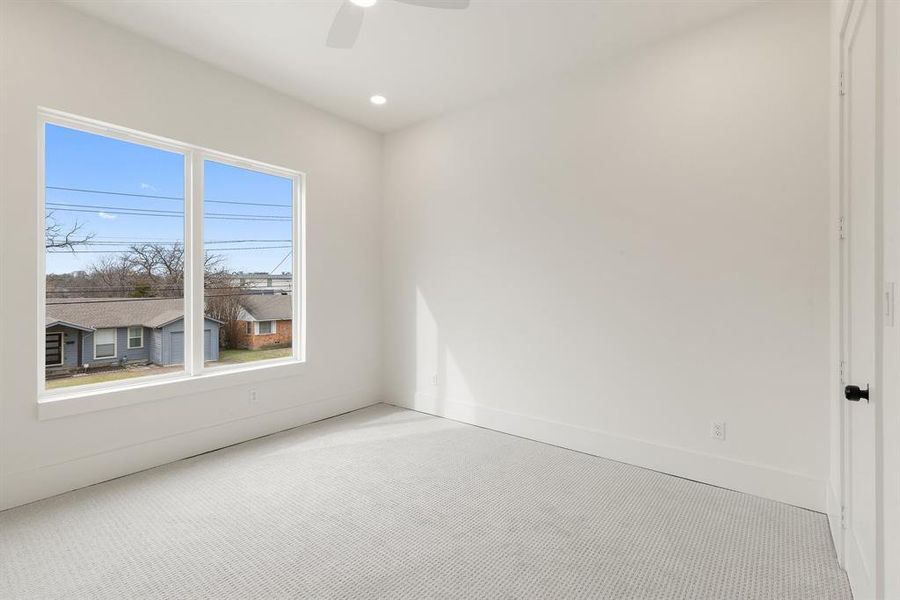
[41,111,303,395]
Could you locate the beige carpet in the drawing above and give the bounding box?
[0,404,851,599]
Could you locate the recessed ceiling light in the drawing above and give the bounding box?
[351,0,377,7]
[370,95,387,106]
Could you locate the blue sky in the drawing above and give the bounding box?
[45,124,293,276]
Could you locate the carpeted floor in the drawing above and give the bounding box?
[0,404,851,599]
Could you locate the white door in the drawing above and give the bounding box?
[840,0,879,596]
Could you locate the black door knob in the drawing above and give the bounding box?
[845,384,869,402]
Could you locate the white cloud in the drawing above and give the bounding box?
[97,212,117,220]
[140,182,157,192]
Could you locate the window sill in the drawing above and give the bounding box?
[38,359,305,420]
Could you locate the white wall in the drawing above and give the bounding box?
[0,1,382,509]
[383,2,831,510]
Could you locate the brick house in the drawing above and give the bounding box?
[233,295,292,350]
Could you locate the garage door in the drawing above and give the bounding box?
[167,330,212,365]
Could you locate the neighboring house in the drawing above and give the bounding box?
[232,271,292,295]
[45,298,222,374]
[233,294,292,350]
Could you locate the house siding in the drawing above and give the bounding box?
[80,327,150,365]
[45,321,219,372]
[122,327,150,364]
[45,325,81,370]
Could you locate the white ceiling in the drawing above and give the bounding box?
[66,0,757,133]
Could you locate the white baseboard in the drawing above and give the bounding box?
[392,392,826,512]
[1,390,379,511]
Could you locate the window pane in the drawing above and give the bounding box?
[44,124,185,391]
[202,160,295,368]
[128,326,143,348]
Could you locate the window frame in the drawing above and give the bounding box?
[37,108,307,413]
[93,328,117,360]
[255,320,276,335]
[127,326,144,349]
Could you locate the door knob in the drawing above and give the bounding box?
[844,384,869,402]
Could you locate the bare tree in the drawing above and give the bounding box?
[204,288,246,349]
[45,212,93,250]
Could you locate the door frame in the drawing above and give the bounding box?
[830,1,899,597]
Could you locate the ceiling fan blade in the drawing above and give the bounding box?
[326,1,365,49]
[393,0,470,9]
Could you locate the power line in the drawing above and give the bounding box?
[47,292,291,305]
[46,186,182,201]
[48,202,181,215]
[268,251,293,274]
[46,207,290,222]
[47,202,291,220]
[75,239,291,246]
[46,287,292,294]
[48,246,292,254]
[46,185,291,208]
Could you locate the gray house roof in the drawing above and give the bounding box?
[45,298,223,330]
[239,295,292,321]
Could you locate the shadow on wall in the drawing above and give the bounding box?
[414,287,478,418]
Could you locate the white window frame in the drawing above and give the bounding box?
[46,332,64,367]
[93,328,117,360]
[37,108,307,417]
[254,320,277,335]
[127,326,144,349]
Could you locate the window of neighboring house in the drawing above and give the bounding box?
[128,326,143,349]
[93,328,117,359]
[246,322,253,335]
[41,110,304,399]
[256,320,275,335]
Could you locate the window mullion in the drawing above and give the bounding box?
[186,152,205,375]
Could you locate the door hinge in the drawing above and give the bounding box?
[838,216,847,240]
[886,282,896,327]
[840,505,848,530]
[839,359,847,385]
[839,71,846,96]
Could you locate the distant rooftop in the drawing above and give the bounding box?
[46,297,221,330]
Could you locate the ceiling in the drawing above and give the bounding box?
[65,0,757,133]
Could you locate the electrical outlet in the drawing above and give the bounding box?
[248,389,258,404]
[710,421,726,441]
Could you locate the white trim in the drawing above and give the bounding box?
[6,391,378,509]
[45,331,64,367]
[39,358,306,420]
[37,108,306,411]
[255,320,276,335]
[92,328,117,360]
[393,393,827,512]
[127,326,144,350]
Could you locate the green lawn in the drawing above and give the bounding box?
[217,347,292,364]
[45,348,292,390]
[46,365,182,389]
